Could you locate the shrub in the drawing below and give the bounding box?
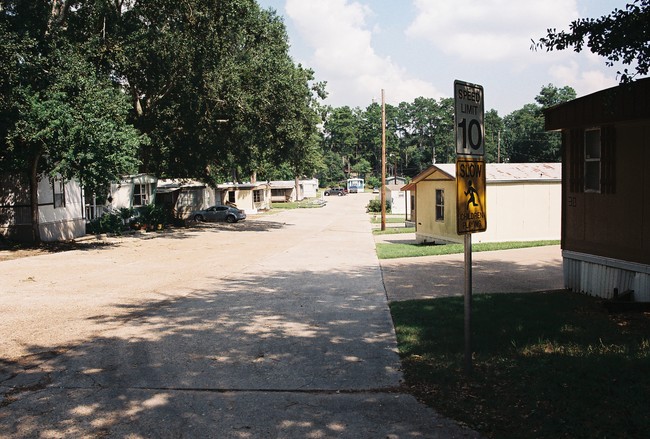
[367,198,391,213]
[135,204,167,227]
[366,176,380,189]
[119,207,134,222]
[86,213,124,235]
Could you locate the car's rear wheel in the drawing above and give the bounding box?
[337,192,343,196]
[194,214,204,222]
[226,215,236,223]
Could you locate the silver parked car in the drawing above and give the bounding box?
[191,205,246,223]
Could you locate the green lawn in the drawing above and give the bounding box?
[372,227,416,235]
[390,291,650,439]
[376,240,560,259]
[270,199,325,209]
[369,216,405,224]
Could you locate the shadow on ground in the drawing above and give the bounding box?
[0,220,289,262]
[381,252,564,301]
[0,265,463,438]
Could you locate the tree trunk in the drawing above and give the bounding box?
[294,176,301,201]
[29,153,41,244]
[47,0,70,34]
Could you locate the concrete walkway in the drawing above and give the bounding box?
[1,193,481,438]
[379,242,564,302]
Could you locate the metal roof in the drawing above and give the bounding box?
[402,163,561,190]
[217,182,269,190]
[437,162,561,182]
[268,180,297,189]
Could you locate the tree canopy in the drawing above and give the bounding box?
[534,0,650,82]
[315,83,575,187]
[1,1,587,240]
[1,0,325,241]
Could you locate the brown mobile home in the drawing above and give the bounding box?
[544,78,650,302]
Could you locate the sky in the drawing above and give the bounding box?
[256,0,639,116]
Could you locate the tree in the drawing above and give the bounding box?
[323,106,360,177]
[400,97,439,171]
[393,97,455,174]
[4,49,142,242]
[61,0,322,182]
[355,102,401,178]
[1,3,144,242]
[534,0,650,82]
[535,84,577,108]
[503,104,548,162]
[351,157,372,176]
[268,65,327,197]
[502,84,575,163]
[484,109,504,163]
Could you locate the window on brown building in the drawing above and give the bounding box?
[584,128,601,193]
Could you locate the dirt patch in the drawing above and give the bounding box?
[0,240,116,262]
[0,218,286,263]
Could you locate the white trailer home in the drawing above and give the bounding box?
[0,173,85,242]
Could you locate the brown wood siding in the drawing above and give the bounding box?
[567,129,584,193]
[601,126,616,194]
[562,121,650,265]
[545,78,650,131]
[563,129,585,246]
[636,123,650,262]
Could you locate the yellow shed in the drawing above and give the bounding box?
[403,163,561,244]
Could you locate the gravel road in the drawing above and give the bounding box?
[1,192,483,438]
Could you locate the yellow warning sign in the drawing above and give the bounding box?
[457,158,487,234]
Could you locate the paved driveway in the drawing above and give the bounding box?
[0,193,481,438]
[379,242,564,302]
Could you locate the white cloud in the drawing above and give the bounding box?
[548,60,618,98]
[406,0,580,63]
[270,0,624,113]
[285,0,440,106]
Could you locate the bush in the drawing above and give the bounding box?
[86,204,168,235]
[135,204,167,228]
[86,213,124,235]
[366,176,380,189]
[119,207,134,222]
[366,198,391,213]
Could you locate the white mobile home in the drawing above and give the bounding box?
[269,178,320,202]
[217,182,271,213]
[1,173,85,242]
[347,178,365,193]
[107,174,158,210]
[155,179,216,219]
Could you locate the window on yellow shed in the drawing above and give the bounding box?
[435,189,444,221]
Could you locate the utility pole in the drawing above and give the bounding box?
[381,89,386,231]
[497,130,501,163]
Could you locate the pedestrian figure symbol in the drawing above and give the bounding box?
[456,158,486,234]
[465,180,479,208]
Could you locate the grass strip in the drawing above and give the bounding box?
[369,216,405,224]
[372,227,416,235]
[271,200,325,209]
[376,240,559,259]
[390,291,650,439]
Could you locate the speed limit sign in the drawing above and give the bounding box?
[454,80,484,157]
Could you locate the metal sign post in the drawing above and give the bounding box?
[381,89,387,231]
[454,80,486,375]
[461,203,474,375]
